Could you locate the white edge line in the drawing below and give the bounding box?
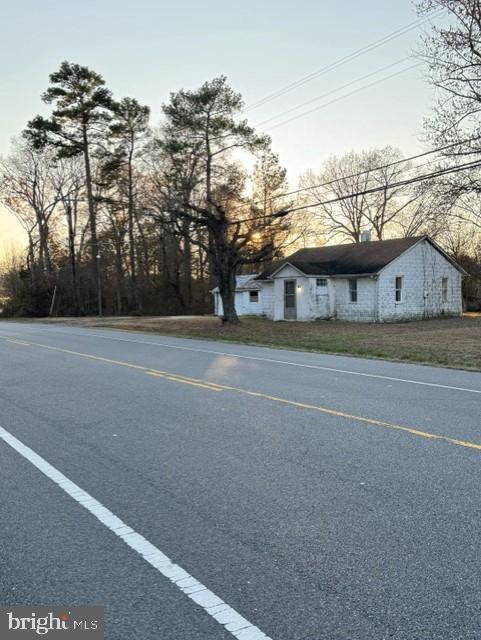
[0,425,272,640]
[18,326,481,396]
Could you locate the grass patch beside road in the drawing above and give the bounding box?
[24,314,481,371]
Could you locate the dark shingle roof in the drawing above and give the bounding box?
[257,237,425,279]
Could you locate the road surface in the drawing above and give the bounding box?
[1,321,481,639]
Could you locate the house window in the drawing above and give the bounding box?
[442,277,448,302]
[316,278,327,287]
[249,290,259,303]
[349,279,358,303]
[395,276,403,302]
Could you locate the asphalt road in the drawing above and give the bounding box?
[1,321,481,640]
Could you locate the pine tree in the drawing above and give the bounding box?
[24,61,114,315]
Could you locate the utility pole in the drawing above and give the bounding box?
[49,285,57,317]
[96,253,103,316]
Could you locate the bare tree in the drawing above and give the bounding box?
[50,157,86,314]
[299,155,370,243]
[107,97,150,310]
[300,148,428,242]
[438,218,480,258]
[417,0,481,151]
[0,140,61,282]
[417,0,481,231]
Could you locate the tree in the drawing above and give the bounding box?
[249,151,297,265]
[252,151,288,220]
[49,157,86,315]
[393,181,446,238]
[416,0,481,232]
[417,0,481,150]
[2,74,299,320]
[24,61,114,315]
[300,148,425,242]
[156,76,290,324]
[107,97,150,310]
[0,139,61,285]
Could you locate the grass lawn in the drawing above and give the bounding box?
[24,314,481,371]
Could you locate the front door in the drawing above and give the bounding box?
[284,279,297,320]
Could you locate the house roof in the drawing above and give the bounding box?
[256,236,463,279]
[235,274,260,289]
[211,274,260,293]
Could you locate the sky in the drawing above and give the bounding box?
[0,0,437,255]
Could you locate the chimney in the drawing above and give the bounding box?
[360,231,371,243]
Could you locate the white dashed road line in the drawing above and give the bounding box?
[0,424,272,640]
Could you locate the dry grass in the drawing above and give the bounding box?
[25,314,481,371]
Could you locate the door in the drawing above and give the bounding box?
[284,279,297,320]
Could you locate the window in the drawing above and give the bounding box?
[442,277,448,302]
[349,279,358,303]
[249,290,259,303]
[316,278,327,287]
[395,276,403,302]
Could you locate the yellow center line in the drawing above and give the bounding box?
[145,370,166,378]
[146,370,222,391]
[1,335,480,452]
[165,376,223,391]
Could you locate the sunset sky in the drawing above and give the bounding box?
[0,0,437,255]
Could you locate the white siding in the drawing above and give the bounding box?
[313,277,335,319]
[215,239,463,322]
[239,290,264,316]
[333,277,378,322]
[214,290,263,317]
[271,265,314,321]
[378,240,463,321]
[269,266,337,321]
[261,282,275,318]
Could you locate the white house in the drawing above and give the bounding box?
[211,274,263,317]
[213,236,466,322]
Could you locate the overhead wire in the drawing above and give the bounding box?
[254,57,413,128]
[229,136,481,216]
[229,157,481,226]
[244,8,445,113]
[263,63,422,131]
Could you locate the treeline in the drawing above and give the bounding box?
[0,68,300,322]
[0,63,443,323]
[3,0,481,323]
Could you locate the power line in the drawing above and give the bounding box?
[244,9,444,113]
[264,62,422,132]
[232,136,481,216]
[284,136,481,200]
[254,58,412,129]
[230,157,481,226]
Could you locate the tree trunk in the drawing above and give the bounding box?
[163,230,184,312]
[127,142,141,312]
[82,123,101,315]
[134,209,149,280]
[209,219,239,325]
[181,219,192,311]
[115,242,124,315]
[217,263,239,325]
[65,200,81,315]
[27,233,36,287]
[197,237,206,311]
